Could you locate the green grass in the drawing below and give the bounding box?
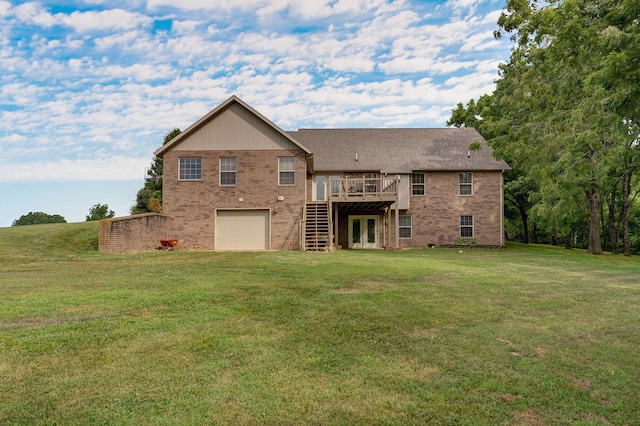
[1,222,639,425]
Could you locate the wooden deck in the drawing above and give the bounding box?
[328,177,399,203]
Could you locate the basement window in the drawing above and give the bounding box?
[399,215,412,239]
[460,215,474,238]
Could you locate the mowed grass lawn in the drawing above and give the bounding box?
[1,223,639,425]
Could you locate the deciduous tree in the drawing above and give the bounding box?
[86,203,115,221]
[130,128,181,215]
[12,212,66,226]
[457,0,640,255]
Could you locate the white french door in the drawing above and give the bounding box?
[348,216,379,249]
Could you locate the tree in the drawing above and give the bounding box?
[12,212,66,226]
[485,0,640,255]
[130,128,181,215]
[86,203,115,221]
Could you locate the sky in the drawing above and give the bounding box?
[0,0,512,227]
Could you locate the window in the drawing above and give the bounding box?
[279,157,295,185]
[220,157,237,186]
[399,215,412,239]
[460,215,474,238]
[459,172,473,195]
[412,173,425,195]
[179,158,201,180]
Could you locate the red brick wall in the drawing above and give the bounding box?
[398,171,503,247]
[162,148,307,250]
[332,171,504,249]
[98,213,174,253]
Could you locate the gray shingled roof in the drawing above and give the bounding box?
[288,128,509,173]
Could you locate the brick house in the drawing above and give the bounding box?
[99,95,509,253]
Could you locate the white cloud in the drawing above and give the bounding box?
[146,0,264,12]
[0,1,11,16]
[446,0,484,16]
[378,56,476,75]
[442,71,497,102]
[100,63,175,81]
[460,30,501,52]
[475,59,503,72]
[9,4,152,32]
[94,31,143,49]
[0,133,27,143]
[12,2,58,27]
[0,156,150,182]
[148,0,386,19]
[61,9,153,32]
[171,20,201,34]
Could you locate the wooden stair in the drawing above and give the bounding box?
[305,202,331,251]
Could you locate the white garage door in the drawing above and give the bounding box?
[216,210,270,251]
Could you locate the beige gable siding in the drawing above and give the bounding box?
[397,174,410,210]
[174,103,299,151]
[390,174,411,210]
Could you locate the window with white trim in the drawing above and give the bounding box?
[460,215,474,238]
[179,158,201,180]
[279,157,295,185]
[220,157,237,186]
[399,215,412,239]
[412,173,425,195]
[459,172,473,195]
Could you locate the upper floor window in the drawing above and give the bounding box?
[179,158,201,180]
[220,157,237,186]
[399,215,412,238]
[459,172,473,195]
[412,173,425,195]
[460,215,474,238]
[279,157,295,185]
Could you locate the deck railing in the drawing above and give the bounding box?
[328,177,398,200]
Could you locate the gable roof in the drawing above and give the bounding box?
[288,128,509,173]
[155,95,312,157]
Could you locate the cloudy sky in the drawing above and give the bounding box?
[0,0,511,226]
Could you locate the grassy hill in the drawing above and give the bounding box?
[1,222,639,425]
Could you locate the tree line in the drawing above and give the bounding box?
[12,204,115,226]
[449,0,639,255]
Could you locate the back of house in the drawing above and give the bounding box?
[99,95,509,253]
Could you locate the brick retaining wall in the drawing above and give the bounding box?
[99,213,174,254]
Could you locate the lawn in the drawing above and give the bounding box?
[1,222,639,425]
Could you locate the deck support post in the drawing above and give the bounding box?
[333,203,339,250]
[395,201,399,248]
[394,176,400,248]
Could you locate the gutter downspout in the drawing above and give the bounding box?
[395,175,400,249]
[500,170,505,247]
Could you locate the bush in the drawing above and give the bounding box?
[12,212,66,226]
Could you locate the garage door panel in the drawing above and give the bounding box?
[216,210,269,250]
